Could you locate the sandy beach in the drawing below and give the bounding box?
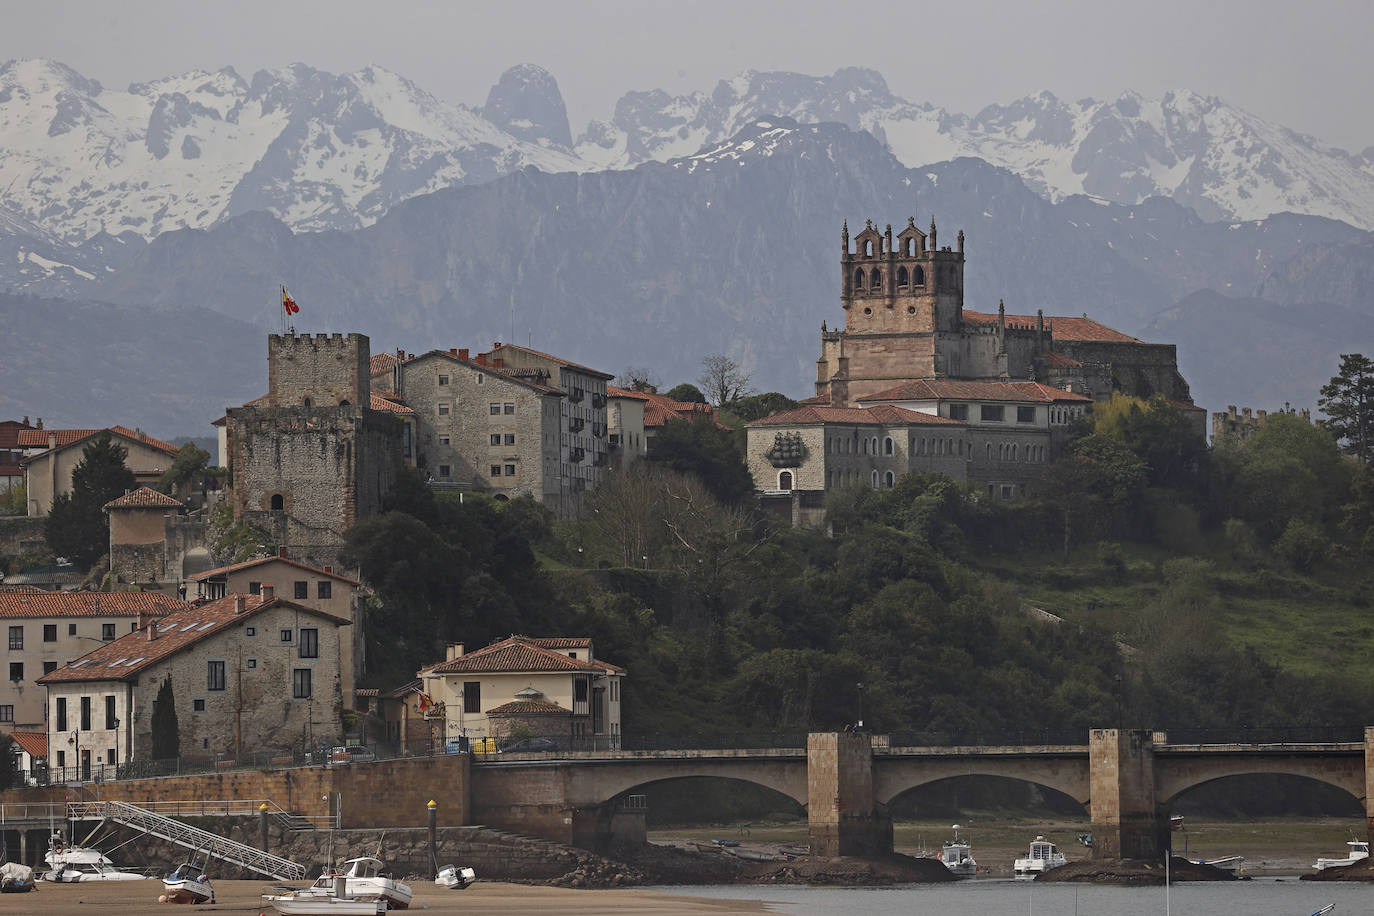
[0,879,775,915]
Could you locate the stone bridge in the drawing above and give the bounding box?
[470,728,1374,859]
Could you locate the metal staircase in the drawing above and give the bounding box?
[67,800,306,880]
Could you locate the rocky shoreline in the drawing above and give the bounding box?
[1036,856,1239,885]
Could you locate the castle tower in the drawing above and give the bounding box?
[267,332,371,408]
[841,216,964,335]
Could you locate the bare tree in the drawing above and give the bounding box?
[697,353,755,407]
[615,366,661,393]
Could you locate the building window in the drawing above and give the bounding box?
[317,581,332,599]
[884,436,894,456]
[489,433,501,446]
[246,658,257,670]
[270,494,284,510]
[871,470,879,488]
[246,626,256,637]
[105,695,116,729]
[439,434,450,445]
[949,404,968,420]
[504,434,515,445]
[438,403,450,416]
[490,403,501,415]
[299,628,319,659]
[7,626,21,650]
[290,581,306,599]
[68,623,77,636]
[1017,406,1036,423]
[0,706,12,723]
[438,464,451,477]
[107,749,115,765]
[280,629,293,643]
[193,698,206,712]
[102,623,115,640]
[504,464,516,476]
[207,660,226,691]
[885,471,895,488]
[980,405,1005,422]
[80,696,91,730]
[249,582,261,595]
[56,698,67,731]
[43,661,57,675]
[463,681,481,713]
[292,668,312,699]
[7,662,21,682]
[503,403,515,415]
[778,471,793,491]
[490,465,502,477]
[43,624,57,642]
[438,374,449,386]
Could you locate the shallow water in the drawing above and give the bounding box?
[652,877,1371,915]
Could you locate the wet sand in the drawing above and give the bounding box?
[0,879,775,915]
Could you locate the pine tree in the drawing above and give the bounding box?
[1319,354,1374,465]
[150,675,180,761]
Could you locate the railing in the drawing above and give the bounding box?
[1155,726,1366,746]
[66,798,337,830]
[70,800,307,880]
[885,729,1091,748]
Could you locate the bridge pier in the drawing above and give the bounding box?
[807,733,892,857]
[1089,728,1167,860]
[1366,727,1374,845]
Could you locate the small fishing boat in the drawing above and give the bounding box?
[263,876,387,915]
[1314,840,1369,870]
[1195,854,1244,876]
[42,832,148,882]
[1013,835,1067,877]
[162,862,214,904]
[1310,905,1335,916]
[434,864,476,889]
[937,825,977,877]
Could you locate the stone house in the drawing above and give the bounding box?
[104,486,187,590]
[187,552,365,705]
[37,588,349,770]
[20,426,180,517]
[605,387,649,470]
[0,588,188,733]
[418,636,624,750]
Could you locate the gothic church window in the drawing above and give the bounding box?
[913,266,925,286]
[854,268,865,291]
[871,269,881,290]
[897,266,909,287]
[884,437,894,456]
[864,240,873,257]
[906,238,917,256]
[884,471,895,488]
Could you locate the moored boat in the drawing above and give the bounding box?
[42,832,149,882]
[937,825,977,877]
[1196,854,1244,876]
[1314,840,1369,870]
[263,876,388,915]
[0,862,34,892]
[434,864,476,889]
[162,862,214,904]
[1013,836,1067,877]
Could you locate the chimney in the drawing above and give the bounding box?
[449,348,457,356]
[458,348,469,361]
[396,348,404,359]
[21,416,27,426]
[261,583,275,602]
[36,418,42,429]
[446,642,465,661]
[234,596,247,615]
[147,619,158,641]
[136,612,147,632]
[278,546,288,559]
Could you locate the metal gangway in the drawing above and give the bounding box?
[67,800,307,880]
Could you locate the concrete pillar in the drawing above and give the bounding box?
[1364,726,1374,844]
[1089,728,1165,860]
[807,732,891,857]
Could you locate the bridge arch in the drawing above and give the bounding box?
[562,756,810,809]
[874,756,1092,808]
[1156,756,1365,808]
[886,773,1089,819]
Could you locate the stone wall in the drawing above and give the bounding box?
[268,333,370,408]
[1053,339,1191,403]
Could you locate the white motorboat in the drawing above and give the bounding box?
[1196,854,1245,876]
[1314,840,1370,870]
[285,858,412,909]
[937,825,977,877]
[1013,835,1067,877]
[162,862,215,904]
[42,832,149,882]
[434,864,476,889]
[263,888,387,915]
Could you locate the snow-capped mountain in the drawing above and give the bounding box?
[577,68,1374,231]
[0,58,582,243]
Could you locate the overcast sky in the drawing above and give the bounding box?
[4,0,1370,153]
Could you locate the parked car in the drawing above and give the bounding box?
[499,737,558,753]
[344,745,377,763]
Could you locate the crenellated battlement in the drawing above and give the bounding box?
[267,332,371,408]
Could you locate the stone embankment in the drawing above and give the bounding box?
[1038,857,1238,885]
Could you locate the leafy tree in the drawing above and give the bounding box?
[44,431,137,569]
[151,676,179,760]
[157,442,211,495]
[697,354,755,407]
[727,392,800,423]
[664,383,706,404]
[615,367,661,393]
[1319,353,1374,465]
[0,482,24,516]
[1093,395,1208,492]
[646,416,755,505]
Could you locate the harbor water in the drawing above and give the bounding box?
[650,877,1373,915]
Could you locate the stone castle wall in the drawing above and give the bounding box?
[268,333,370,408]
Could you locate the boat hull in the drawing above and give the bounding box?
[163,878,214,903]
[264,895,388,915]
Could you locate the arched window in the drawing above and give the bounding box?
[884,436,894,455]
[912,266,925,286]
[853,268,865,291]
[870,268,882,290]
[339,399,350,406]
[864,240,874,257]
[906,238,917,256]
[779,471,793,491]
[1011,444,1018,461]
[871,437,878,454]
[986,443,993,459]
[897,266,909,288]
[302,397,312,407]
[884,471,895,488]
[270,494,284,511]
[871,470,879,488]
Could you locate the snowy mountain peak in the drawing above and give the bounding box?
[482,63,572,148]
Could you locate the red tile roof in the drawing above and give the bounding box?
[422,636,622,676]
[1043,351,1083,369]
[485,698,571,716]
[104,487,183,509]
[370,352,401,375]
[749,404,966,428]
[858,379,1093,404]
[606,386,652,401]
[963,310,1141,343]
[408,350,565,396]
[485,343,614,381]
[38,593,350,684]
[640,392,725,429]
[189,555,362,587]
[10,731,46,758]
[17,426,179,456]
[0,590,188,620]
[370,393,414,414]
[528,637,592,650]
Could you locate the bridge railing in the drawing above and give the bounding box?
[884,728,1091,748]
[1155,726,1365,746]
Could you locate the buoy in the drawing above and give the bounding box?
[157,894,168,903]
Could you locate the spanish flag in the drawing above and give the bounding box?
[281,285,300,315]
[418,692,434,712]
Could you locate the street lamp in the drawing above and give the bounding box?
[112,717,120,778]
[856,682,865,730]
